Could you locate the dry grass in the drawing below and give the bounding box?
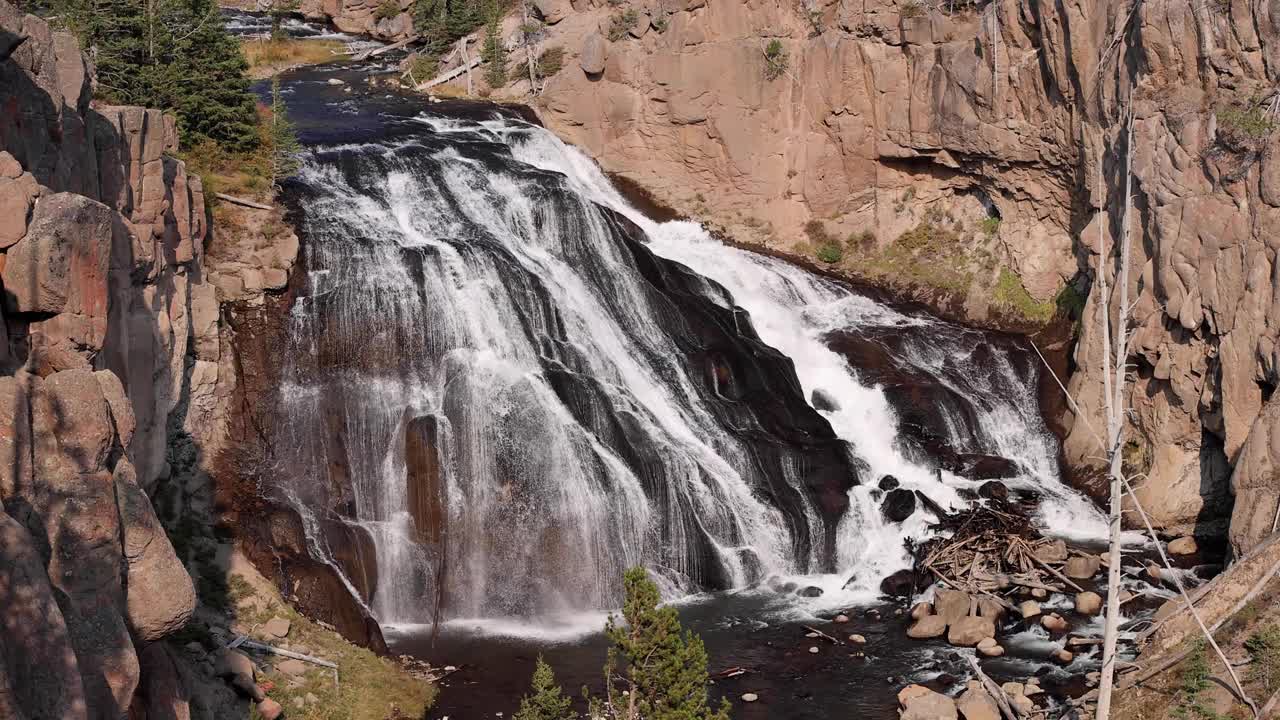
[243,38,346,79]
[233,571,436,720]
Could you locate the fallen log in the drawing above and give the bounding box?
[802,624,842,645]
[417,54,483,90]
[215,192,273,210]
[353,35,419,62]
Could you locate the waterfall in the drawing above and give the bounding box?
[272,111,1107,631]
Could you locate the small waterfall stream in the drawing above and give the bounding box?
[269,97,1107,633]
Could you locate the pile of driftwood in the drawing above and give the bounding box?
[910,504,1091,604]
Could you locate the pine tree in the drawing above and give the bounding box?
[52,0,259,151]
[268,75,302,188]
[481,7,506,88]
[514,657,577,720]
[603,568,730,720]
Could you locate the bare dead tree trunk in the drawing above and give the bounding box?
[459,36,473,95]
[520,0,537,92]
[1096,105,1135,720]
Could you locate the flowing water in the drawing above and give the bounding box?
[259,56,1121,717]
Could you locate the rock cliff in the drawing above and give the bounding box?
[0,4,306,717]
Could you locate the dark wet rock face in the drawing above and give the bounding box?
[811,387,841,412]
[880,568,920,598]
[882,488,918,523]
[879,475,900,491]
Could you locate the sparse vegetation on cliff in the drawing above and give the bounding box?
[535,46,565,78]
[763,39,789,80]
[375,0,402,20]
[608,8,640,41]
[899,0,925,18]
[1216,99,1276,152]
[992,267,1055,322]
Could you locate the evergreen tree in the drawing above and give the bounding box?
[603,568,730,720]
[268,75,302,188]
[514,657,577,720]
[269,0,301,40]
[52,0,259,150]
[481,8,506,88]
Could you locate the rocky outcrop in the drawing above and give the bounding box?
[0,4,228,718]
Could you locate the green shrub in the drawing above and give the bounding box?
[535,46,564,79]
[848,229,877,250]
[608,9,639,41]
[1217,101,1275,151]
[600,568,730,720]
[651,10,669,32]
[1055,282,1087,319]
[1246,625,1280,690]
[979,216,1000,236]
[514,657,577,720]
[406,52,438,81]
[374,0,401,21]
[816,243,843,264]
[763,39,788,80]
[993,267,1055,322]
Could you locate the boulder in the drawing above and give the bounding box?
[216,650,256,680]
[116,459,197,642]
[2,192,112,316]
[1075,591,1103,615]
[898,684,958,720]
[977,481,1009,501]
[0,170,39,249]
[882,488,917,522]
[834,614,849,623]
[976,597,1005,620]
[580,32,607,75]
[945,453,1019,480]
[911,601,933,619]
[1054,648,1074,664]
[956,687,1001,720]
[1041,613,1069,633]
[907,615,947,639]
[848,634,866,644]
[741,692,758,702]
[263,617,291,639]
[257,698,284,720]
[811,388,841,412]
[532,0,572,24]
[797,585,823,598]
[1018,600,1041,619]
[1034,540,1068,563]
[933,588,971,626]
[1169,536,1198,555]
[879,475,900,491]
[1064,555,1101,579]
[947,616,995,646]
[881,568,918,597]
[977,638,1005,657]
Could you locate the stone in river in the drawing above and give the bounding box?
[882,488,917,522]
[797,585,823,598]
[946,616,995,646]
[811,388,841,412]
[1075,591,1103,615]
[1169,536,1198,555]
[879,475,900,491]
[741,693,758,702]
[907,615,947,639]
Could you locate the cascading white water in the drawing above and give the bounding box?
[274,110,1108,633]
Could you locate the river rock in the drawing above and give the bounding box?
[977,481,1009,501]
[898,684,958,720]
[848,634,866,644]
[911,601,933,619]
[907,615,947,639]
[257,698,284,720]
[977,638,1004,657]
[580,32,607,74]
[1054,648,1074,664]
[807,646,819,654]
[1019,600,1041,618]
[741,692,758,702]
[1041,613,1069,633]
[946,453,1019,480]
[1169,536,1198,555]
[1035,540,1068,563]
[956,686,1001,720]
[879,475,900,491]
[1075,591,1103,615]
[1064,555,1101,579]
[947,616,995,646]
[797,585,823,598]
[834,614,849,623]
[811,388,840,412]
[882,488,917,522]
[881,568,917,597]
[933,588,971,626]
